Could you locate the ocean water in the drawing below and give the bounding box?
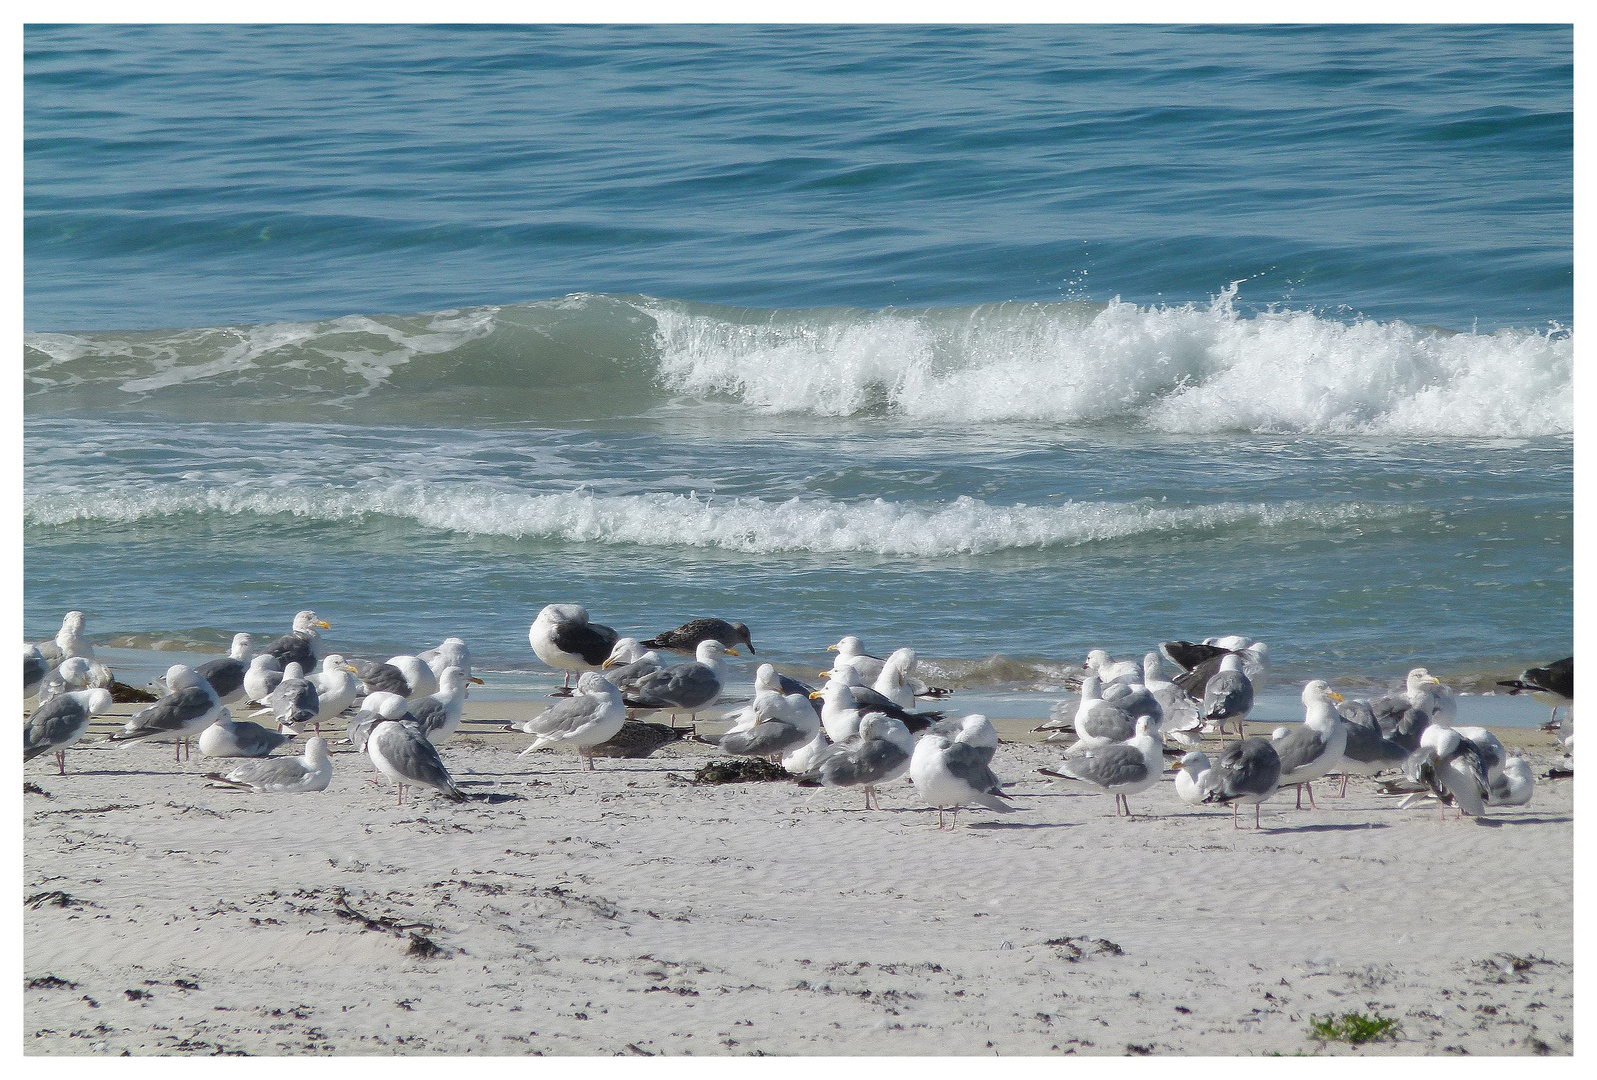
[23,25,1573,718]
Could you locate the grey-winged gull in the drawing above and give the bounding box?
[929,713,997,766]
[600,638,666,694]
[346,691,410,754]
[1330,699,1410,796]
[793,712,916,810]
[243,653,284,704]
[197,708,297,758]
[24,644,48,698]
[1142,652,1203,744]
[261,610,330,672]
[407,667,472,745]
[910,730,1016,827]
[305,654,362,732]
[622,640,733,723]
[529,603,620,691]
[1271,681,1348,809]
[698,663,818,760]
[418,637,475,682]
[515,671,628,768]
[813,671,943,743]
[254,662,319,734]
[109,664,224,760]
[1039,715,1163,816]
[205,737,333,794]
[1201,654,1255,738]
[1203,737,1282,829]
[369,719,466,806]
[25,688,113,774]
[1403,724,1491,820]
[1084,649,1140,684]
[195,633,255,703]
[35,610,92,666]
[643,617,755,655]
[827,636,950,698]
[1488,756,1535,807]
[1173,750,1220,805]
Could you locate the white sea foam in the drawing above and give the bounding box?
[646,288,1573,436]
[24,483,1407,557]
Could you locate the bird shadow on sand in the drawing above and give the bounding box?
[963,820,1078,831]
[1263,822,1395,834]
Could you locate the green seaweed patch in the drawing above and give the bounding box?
[1307,1012,1400,1045]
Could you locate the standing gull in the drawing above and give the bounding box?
[254,662,320,734]
[529,604,620,691]
[793,713,917,810]
[910,730,1016,827]
[1203,737,1282,829]
[407,667,472,745]
[196,633,255,703]
[1142,652,1203,744]
[1166,641,1269,697]
[1271,681,1348,809]
[206,737,333,794]
[622,640,734,724]
[1402,724,1491,821]
[109,665,225,760]
[1040,715,1164,817]
[261,610,330,673]
[600,638,666,694]
[368,719,467,806]
[36,610,93,666]
[306,654,362,732]
[25,688,113,774]
[930,714,998,766]
[1330,699,1410,796]
[1488,756,1535,807]
[514,671,628,769]
[1084,649,1141,685]
[24,644,49,698]
[698,664,818,761]
[198,708,297,758]
[243,653,284,705]
[1200,654,1255,738]
[643,618,755,656]
[418,637,476,682]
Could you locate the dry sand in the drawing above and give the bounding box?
[24,700,1573,1056]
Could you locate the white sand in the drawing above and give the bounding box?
[24,704,1573,1057]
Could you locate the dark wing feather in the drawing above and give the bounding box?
[553,619,619,666]
[195,656,246,699]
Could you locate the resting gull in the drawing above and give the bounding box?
[589,720,692,759]
[418,637,474,682]
[812,675,941,744]
[109,664,224,760]
[1040,715,1163,816]
[600,638,666,693]
[25,688,113,774]
[305,654,363,732]
[243,653,284,704]
[873,648,920,710]
[1271,681,1348,809]
[206,737,333,794]
[1084,649,1140,685]
[261,610,330,673]
[930,713,998,766]
[643,617,755,656]
[195,633,255,703]
[699,664,818,760]
[369,719,466,805]
[1402,724,1491,821]
[530,603,621,691]
[197,708,297,758]
[1166,641,1269,697]
[782,728,833,774]
[36,610,93,666]
[793,713,916,810]
[827,636,951,697]
[1173,750,1220,806]
[1488,756,1535,807]
[910,730,1016,827]
[1142,652,1203,743]
[24,644,48,698]
[1203,737,1282,829]
[515,671,628,768]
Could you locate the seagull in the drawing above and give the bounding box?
[622,640,734,723]
[600,638,666,694]
[1201,654,1255,738]
[643,618,755,656]
[812,676,942,744]
[1084,649,1140,685]
[1141,652,1202,742]
[261,610,330,672]
[1330,699,1410,796]
[1164,640,1269,697]
[828,639,951,700]
[24,644,49,697]
[406,667,473,745]
[698,664,819,761]
[305,654,363,732]
[385,654,440,699]
[1488,756,1535,807]
[1402,724,1491,821]
[368,719,467,806]
[242,653,284,704]
[195,633,255,703]
[782,727,833,774]
[35,610,93,666]
[25,688,113,774]
[910,730,1016,827]
[873,648,920,710]
[529,603,620,691]
[1172,750,1220,806]
[254,662,319,734]
[1272,681,1348,809]
[197,708,297,758]
[1497,656,1573,726]
[1069,675,1162,749]
[1203,737,1282,829]
[588,720,692,760]
[352,657,435,699]
[1040,715,1164,816]
[792,713,916,810]
[36,656,107,705]
[417,637,475,682]
[929,713,998,766]
[109,664,225,760]
[514,671,628,769]
[206,737,333,794]
[1372,668,1455,733]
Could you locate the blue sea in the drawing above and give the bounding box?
[23,25,1573,721]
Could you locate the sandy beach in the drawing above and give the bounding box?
[24,700,1573,1057]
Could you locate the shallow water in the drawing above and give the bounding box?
[24,26,1573,704]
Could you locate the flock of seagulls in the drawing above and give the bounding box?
[22,607,1574,829]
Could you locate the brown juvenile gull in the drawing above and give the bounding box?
[643,617,755,656]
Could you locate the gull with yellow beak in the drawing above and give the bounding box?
[1270,681,1349,810]
[261,610,331,672]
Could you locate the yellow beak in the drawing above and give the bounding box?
[469,676,484,685]
[316,620,331,629]
[826,645,838,652]
[343,665,359,674]
[1328,691,1345,703]
[809,690,824,700]
[725,648,740,657]
[601,657,615,669]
